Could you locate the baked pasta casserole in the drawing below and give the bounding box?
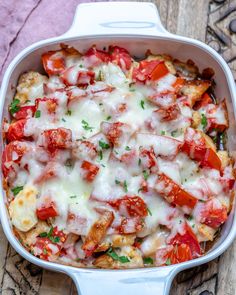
[2,44,235,268]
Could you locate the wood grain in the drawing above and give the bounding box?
[1,0,236,294]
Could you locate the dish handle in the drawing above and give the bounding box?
[68,268,176,295]
[63,2,171,38]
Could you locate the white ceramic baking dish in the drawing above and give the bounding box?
[1,2,236,295]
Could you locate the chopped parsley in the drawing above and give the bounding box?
[138,158,141,166]
[187,215,193,221]
[62,118,66,122]
[107,248,130,263]
[125,146,131,151]
[99,150,103,160]
[129,88,135,92]
[99,140,110,149]
[143,170,149,181]
[201,113,207,129]
[34,110,41,118]
[115,179,121,185]
[106,115,111,121]
[97,70,103,81]
[39,227,61,244]
[161,131,166,135]
[66,110,72,116]
[69,195,77,199]
[81,120,94,131]
[9,99,20,115]
[171,130,178,137]
[79,64,83,68]
[123,180,128,192]
[140,100,145,109]
[147,208,152,216]
[43,249,48,255]
[143,257,154,265]
[165,258,171,265]
[11,186,24,196]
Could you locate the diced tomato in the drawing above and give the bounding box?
[120,149,137,165]
[52,227,67,242]
[194,93,212,110]
[81,160,99,182]
[205,100,229,132]
[84,46,111,64]
[154,104,180,122]
[155,173,198,209]
[182,128,221,171]
[33,236,61,260]
[109,195,148,217]
[116,217,144,234]
[109,45,132,70]
[169,223,201,258]
[7,119,27,142]
[199,199,228,229]
[140,180,148,193]
[220,178,235,193]
[172,77,185,92]
[13,106,36,120]
[42,50,66,75]
[101,121,125,146]
[61,66,95,87]
[36,203,58,220]
[34,162,58,184]
[73,140,97,160]
[2,141,27,178]
[35,98,58,114]
[41,128,72,152]
[139,148,157,169]
[132,60,169,83]
[156,244,192,266]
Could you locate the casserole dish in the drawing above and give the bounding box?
[0,2,236,294]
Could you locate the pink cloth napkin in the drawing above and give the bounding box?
[0,0,96,82]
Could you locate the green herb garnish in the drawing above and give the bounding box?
[171,130,178,137]
[106,115,111,121]
[143,257,154,264]
[201,113,207,130]
[115,179,121,185]
[9,99,20,115]
[66,110,72,116]
[99,140,110,149]
[107,248,130,263]
[35,110,41,118]
[62,118,66,122]
[70,195,77,199]
[123,180,128,192]
[140,100,145,109]
[39,232,48,237]
[161,131,166,135]
[147,208,152,216]
[125,146,131,151]
[11,186,24,196]
[165,258,171,265]
[99,150,103,160]
[81,120,94,131]
[143,170,149,181]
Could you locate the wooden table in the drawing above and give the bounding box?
[1,0,236,294]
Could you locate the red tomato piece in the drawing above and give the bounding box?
[33,237,60,260]
[133,60,169,82]
[172,77,185,92]
[194,93,212,110]
[35,98,58,114]
[154,104,180,122]
[109,195,148,217]
[36,203,58,220]
[116,217,144,234]
[109,45,132,70]
[101,122,125,146]
[42,50,66,75]
[205,100,229,132]
[2,141,27,178]
[169,223,201,258]
[156,244,192,266]
[7,119,27,142]
[13,106,36,120]
[84,46,111,64]
[81,160,99,182]
[139,148,157,169]
[42,128,72,152]
[155,173,198,209]
[61,66,95,87]
[182,128,221,171]
[73,140,97,160]
[199,199,228,229]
